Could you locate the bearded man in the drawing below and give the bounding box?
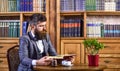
[18,13,57,71]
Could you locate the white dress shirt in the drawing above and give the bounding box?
[31,31,44,65]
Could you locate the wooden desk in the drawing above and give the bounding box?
[33,64,107,71]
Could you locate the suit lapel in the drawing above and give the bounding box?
[28,32,48,57]
[42,39,48,56]
[31,40,41,58]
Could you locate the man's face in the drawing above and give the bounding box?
[36,21,46,32]
[35,21,47,39]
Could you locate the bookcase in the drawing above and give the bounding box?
[0,0,120,71]
[0,0,50,71]
[56,0,120,71]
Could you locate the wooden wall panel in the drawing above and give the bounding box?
[61,40,84,64]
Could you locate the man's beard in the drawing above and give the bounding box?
[35,29,47,40]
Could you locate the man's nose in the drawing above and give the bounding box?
[43,27,46,31]
[43,26,46,29]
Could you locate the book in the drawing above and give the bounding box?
[48,54,76,59]
[22,21,29,35]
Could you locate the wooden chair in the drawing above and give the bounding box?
[7,45,20,71]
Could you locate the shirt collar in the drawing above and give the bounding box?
[30,31,42,41]
[31,31,35,38]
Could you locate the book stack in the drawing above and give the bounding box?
[87,16,120,37]
[60,0,120,11]
[0,20,20,37]
[60,17,83,37]
[0,0,46,12]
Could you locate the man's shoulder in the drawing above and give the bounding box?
[45,34,50,41]
[20,35,30,40]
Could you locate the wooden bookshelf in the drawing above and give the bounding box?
[0,0,120,71]
[56,0,120,71]
[0,0,51,71]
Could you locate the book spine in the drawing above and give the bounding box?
[1,22,4,37]
[16,0,20,11]
[29,0,33,11]
[22,21,28,36]
[0,22,2,37]
[17,22,20,37]
[60,20,64,37]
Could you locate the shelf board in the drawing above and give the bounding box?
[60,11,120,16]
[0,37,19,40]
[61,37,84,40]
[61,37,120,40]
[0,12,20,16]
[60,11,84,16]
[0,12,46,16]
[85,37,120,40]
[22,12,46,16]
[0,38,19,43]
[86,11,120,15]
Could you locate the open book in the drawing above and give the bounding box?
[48,54,76,59]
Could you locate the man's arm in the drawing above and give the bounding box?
[19,36,53,66]
[19,36,32,67]
[46,34,57,56]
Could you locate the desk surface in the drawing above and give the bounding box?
[33,64,107,71]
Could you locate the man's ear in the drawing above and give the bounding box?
[30,24,35,29]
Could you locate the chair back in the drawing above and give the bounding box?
[7,45,20,71]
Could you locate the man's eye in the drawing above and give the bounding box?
[39,25,46,27]
[39,25,42,27]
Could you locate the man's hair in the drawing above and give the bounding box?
[29,13,46,25]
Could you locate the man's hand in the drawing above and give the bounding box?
[36,56,53,66]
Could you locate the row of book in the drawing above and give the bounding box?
[0,0,46,12]
[60,15,120,37]
[60,18,83,37]
[87,16,120,37]
[60,20,120,38]
[87,23,120,37]
[60,0,120,11]
[0,20,20,37]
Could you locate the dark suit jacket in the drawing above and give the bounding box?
[18,32,57,71]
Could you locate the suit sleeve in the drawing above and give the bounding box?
[19,36,32,68]
[46,34,57,56]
